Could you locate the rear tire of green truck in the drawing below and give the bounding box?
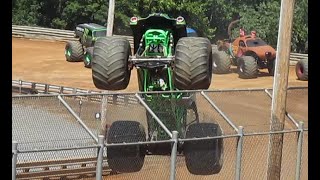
[84,47,93,68]
[174,37,213,90]
[107,121,146,173]
[184,122,224,175]
[212,50,231,74]
[65,41,84,62]
[237,56,258,79]
[92,37,131,90]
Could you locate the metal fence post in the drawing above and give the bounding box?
[19,80,22,94]
[235,126,244,180]
[295,121,304,180]
[96,135,105,180]
[12,141,18,180]
[170,131,179,180]
[79,99,83,118]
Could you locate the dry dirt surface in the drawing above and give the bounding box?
[12,37,308,180]
[12,38,308,91]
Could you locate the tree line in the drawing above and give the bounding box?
[12,0,308,53]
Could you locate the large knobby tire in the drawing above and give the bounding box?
[92,37,131,90]
[237,56,258,79]
[174,37,213,90]
[107,121,146,173]
[84,47,93,68]
[65,41,84,62]
[267,59,275,76]
[295,58,308,81]
[184,123,224,175]
[212,50,231,74]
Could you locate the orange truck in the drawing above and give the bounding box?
[213,20,276,79]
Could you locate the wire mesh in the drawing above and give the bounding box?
[280,132,298,180]
[62,95,103,136]
[300,131,308,180]
[12,96,98,164]
[15,148,102,179]
[206,90,299,133]
[102,142,172,180]
[285,88,308,128]
[195,92,238,135]
[12,89,307,180]
[100,94,148,138]
[241,134,269,179]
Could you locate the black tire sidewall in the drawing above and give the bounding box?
[84,47,93,68]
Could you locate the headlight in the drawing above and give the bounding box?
[176,16,184,22]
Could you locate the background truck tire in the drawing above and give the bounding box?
[237,56,258,79]
[295,58,308,81]
[65,41,84,62]
[84,47,93,68]
[212,50,231,74]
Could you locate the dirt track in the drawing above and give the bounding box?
[12,37,308,180]
[12,38,307,91]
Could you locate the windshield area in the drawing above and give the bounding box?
[187,32,198,37]
[246,39,268,47]
[93,30,107,37]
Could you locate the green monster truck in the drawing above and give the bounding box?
[64,23,107,68]
[91,13,223,175]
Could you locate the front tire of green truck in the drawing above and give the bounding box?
[107,121,146,173]
[174,37,213,90]
[92,37,131,90]
[84,47,93,68]
[65,41,84,62]
[184,123,224,175]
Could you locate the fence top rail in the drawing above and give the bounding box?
[13,128,308,153]
[12,80,308,94]
[12,86,308,98]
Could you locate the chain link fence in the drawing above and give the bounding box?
[12,87,308,180]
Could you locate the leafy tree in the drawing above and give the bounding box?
[12,0,41,26]
[11,0,308,52]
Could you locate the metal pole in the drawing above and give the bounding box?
[100,94,108,136]
[235,126,244,180]
[201,91,239,132]
[57,95,98,143]
[295,122,304,180]
[96,135,105,180]
[170,131,178,180]
[19,80,22,94]
[106,0,115,36]
[12,141,18,180]
[264,89,299,128]
[267,0,295,179]
[79,99,83,118]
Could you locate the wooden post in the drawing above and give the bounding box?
[267,0,295,179]
[106,0,115,36]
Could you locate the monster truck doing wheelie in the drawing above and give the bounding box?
[64,23,107,68]
[91,13,223,175]
[214,20,276,79]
